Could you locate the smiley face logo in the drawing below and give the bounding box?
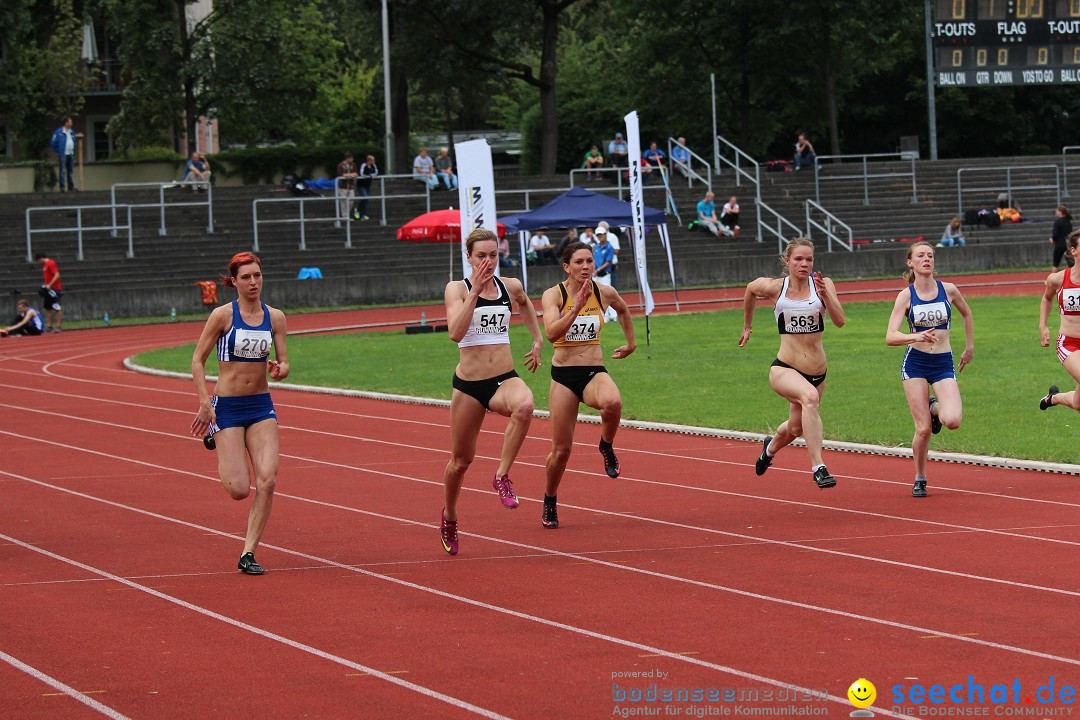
[848,678,877,709]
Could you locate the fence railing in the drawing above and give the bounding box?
[758,200,804,255]
[109,181,213,236]
[715,134,763,243]
[26,204,133,261]
[805,199,853,252]
[813,152,917,205]
[1061,146,1080,197]
[333,173,432,226]
[956,164,1061,216]
[665,137,711,189]
[253,195,356,252]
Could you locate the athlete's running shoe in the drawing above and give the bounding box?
[440,510,459,555]
[1040,385,1059,411]
[237,552,265,575]
[755,436,774,476]
[203,432,216,450]
[912,479,928,498]
[542,499,559,529]
[812,466,836,489]
[599,439,620,478]
[492,474,519,509]
[929,396,942,435]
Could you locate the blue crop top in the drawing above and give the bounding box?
[906,280,951,331]
[217,301,274,362]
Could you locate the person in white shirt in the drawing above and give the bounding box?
[720,196,740,238]
[529,229,556,264]
[412,147,438,190]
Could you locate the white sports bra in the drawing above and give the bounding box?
[774,276,825,335]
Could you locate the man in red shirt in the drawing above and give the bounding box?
[34,252,63,332]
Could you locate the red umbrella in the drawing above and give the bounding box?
[396,208,507,243]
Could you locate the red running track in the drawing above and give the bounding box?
[1,273,1078,720]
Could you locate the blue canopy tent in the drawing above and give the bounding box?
[499,186,676,297]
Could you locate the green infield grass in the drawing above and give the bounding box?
[133,295,1076,463]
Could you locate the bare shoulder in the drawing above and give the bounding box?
[501,276,526,297]
[266,305,287,323]
[1046,269,1066,287]
[749,276,783,297]
[445,278,467,300]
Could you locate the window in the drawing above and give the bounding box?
[1017,0,1044,17]
[978,0,1006,18]
[998,48,1009,65]
[86,117,113,161]
[977,48,988,65]
[0,124,9,158]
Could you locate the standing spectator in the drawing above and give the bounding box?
[608,132,629,169]
[555,228,578,259]
[720,196,740,238]
[641,141,666,184]
[693,191,723,239]
[34,252,63,332]
[1050,205,1073,269]
[1,300,44,337]
[938,217,966,248]
[794,133,816,171]
[183,152,212,192]
[435,148,458,190]
[581,145,604,180]
[671,137,691,179]
[413,147,438,190]
[336,152,358,220]
[529,229,556,265]
[50,116,77,192]
[597,221,621,290]
[593,228,616,287]
[355,154,378,221]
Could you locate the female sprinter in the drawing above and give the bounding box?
[190,252,289,575]
[739,238,845,489]
[886,241,974,497]
[441,228,544,556]
[540,241,635,528]
[1038,229,1080,416]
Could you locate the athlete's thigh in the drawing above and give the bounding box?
[244,419,280,480]
[929,376,961,410]
[769,367,816,405]
[448,389,488,458]
[581,372,620,411]
[1063,351,1080,388]
[487,376,534,418]
[547,380,582,448]
[214,427,250,479]
[902,378,932,420]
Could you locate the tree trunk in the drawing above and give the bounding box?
[538,0,559,175]
[822,19,840,155]
[175,0,197,153]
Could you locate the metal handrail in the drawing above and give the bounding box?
[556,172,669,206]
[1061,146,1080,197]
[26,204,134,261]
[253,193,426,251]
[956,164,1061,216]
[814,152,917,206]
[109,180,213,236]
[758,200,804,255]
[333,173,431,226]
[665,137,711,189]
[805,199,853,252]
[715,134,763,243]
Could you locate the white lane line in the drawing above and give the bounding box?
[5,456,1080,674]
[0,648,131,720]
[0,534,510,719]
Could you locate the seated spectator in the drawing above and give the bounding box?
[793,133,816,171]
[608,132,629,169]
[528,229,556,265]
[581,146,604,180]
[691,191,723,239]
[1,300,44,337]
[719,196,740,238]
[434,148,458,190]
[556,227,577,259]
[413,147,439,190]
[671,137,691,178]
[938,217,966,248]
[183,151,212,192]
[579,226,598,248]
[641,141,666,184]
[498,235,516,267]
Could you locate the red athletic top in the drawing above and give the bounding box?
[42,258,62,291]
[1060,269,1080,316]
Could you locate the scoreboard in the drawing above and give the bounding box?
[931,0,1080,86]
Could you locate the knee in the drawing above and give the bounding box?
[512,397,534,423]
[447,454,474,476]
[255,473,277,495]
[913,424,932,443]
[548,444,572,466]
[940,411,962,431]
[786,422,803,438]
[223,475,250,501]
[799,390,821,411]
[600,395,623,416]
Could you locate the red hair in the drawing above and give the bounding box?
[221,251,261,288]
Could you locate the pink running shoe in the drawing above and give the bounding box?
[440,509,459,555]
[492,474,519,509]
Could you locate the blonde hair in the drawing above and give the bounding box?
[779,237,813,275]
[902,241,935,284]
[465,227,499,255]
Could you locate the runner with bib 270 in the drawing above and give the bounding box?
[739,238,846,490]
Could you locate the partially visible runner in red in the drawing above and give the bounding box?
[886,241,974,498]
[441,228,544,556]
[739,238,846,490]
[1039,230,1080,416]
[190,252,289,575]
